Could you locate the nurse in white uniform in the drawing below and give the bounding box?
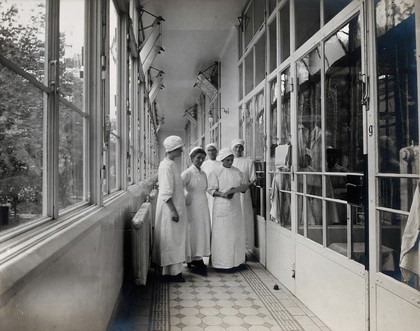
[208,147,247,270]
[231,138,256,250]
[182,146,211,275]
[153,135,189,282]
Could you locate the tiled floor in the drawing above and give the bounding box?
[108,256,331,331]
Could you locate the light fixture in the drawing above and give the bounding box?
[194,62,218,101]
[208,110,214,124]
[210,107,229,115]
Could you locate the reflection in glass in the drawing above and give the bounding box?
[270,173,291,229]
[269,79,278,172]
[307,197,323,244]
[245,101,253,157]
[280,67,291,145]
[376,0,418,289]
[255,93,265,161]
[244,3,254,47]
[58,104,84,210]
[0,66,44,230]
[297,46,321,172]
[325,16,362,174]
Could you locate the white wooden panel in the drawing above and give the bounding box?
[376,286,420,331]
[295,244,367,331]
[266,222,295,292]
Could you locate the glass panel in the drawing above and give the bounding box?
[255,92,264,161]
[379,177,416,213]
[280,1,290,62]
[327,205,366,263]
[108,0,119,192]
[59,0,85,110]
[109,133,118,191]
[380,211,405,285]
[245,101,254,157]
[324,0,351,25]
[269,0,277,15]
[238,23,243,58]
[280,67,291,145]
[239,63,243,100]
[269,78,278,172]
[244,4,254,47]
[269,18,277,73]
[255,33,266,85]
[0,66,44,230]
[254,0,264,34]
[325,16,363,174]
[270,173,291,229]
[0,0,46,81]
[58,104,84,209]
[295,0,320,49]
[239,106,244,139]
[376,1,418,175]
[245,52,254,95]
[297,46,322,172]
[307,197,323,244]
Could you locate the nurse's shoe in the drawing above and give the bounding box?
[172,273,186,282]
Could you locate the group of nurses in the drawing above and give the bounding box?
[152,136,255,282]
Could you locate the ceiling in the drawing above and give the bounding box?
[138,0,247,135]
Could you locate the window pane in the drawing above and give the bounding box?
[297,46,321,172]
[269,78,278,172]
[0,0,46,81]
[255,33,265,85]
[58,104,85,209]
[109,133,118,191]
[376,1,418,175]
[245,101,254,157]
[324,0,351,25]
[280,1,290,62]
[244,4,254,47]
[269,18,277,73]
[254,0,264,34]
[255,92,264,161]
[270,173,291,229]
[325,16,363,173]
[268,0,277,15]
[59,0,85,110]
[280,67,291,145]
[295,0,320,49]
[0,65,44,230]
[245,52,254,95]
[239,63,243,100]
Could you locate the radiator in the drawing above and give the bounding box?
[132,202,152,286]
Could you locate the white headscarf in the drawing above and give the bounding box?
[216,147,233,161]
[231,138,245,149]
[205,143,218,152]
[189,146,204,156]
[163,135,184,152]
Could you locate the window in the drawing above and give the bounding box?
[295,0,320,49]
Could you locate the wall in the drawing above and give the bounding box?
[0,181,154,331]
[220,26,240,148]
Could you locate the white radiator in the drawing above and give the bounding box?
[132,202,152,286]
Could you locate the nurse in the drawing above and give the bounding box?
[231,138,256,250]
[208,147,247,270]
[201,143,221,224]
[182,146,211,276]
[153,135,189,282]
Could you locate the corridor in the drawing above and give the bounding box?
[108,255,331,331]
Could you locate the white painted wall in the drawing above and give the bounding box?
[295,243,367,331]
[220,26,240,148]
[0,181,154,331]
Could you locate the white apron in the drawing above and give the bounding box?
[182,165,211,261]
[232,156,256,249]
[201,159,221,224]
[208,165,245,269]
